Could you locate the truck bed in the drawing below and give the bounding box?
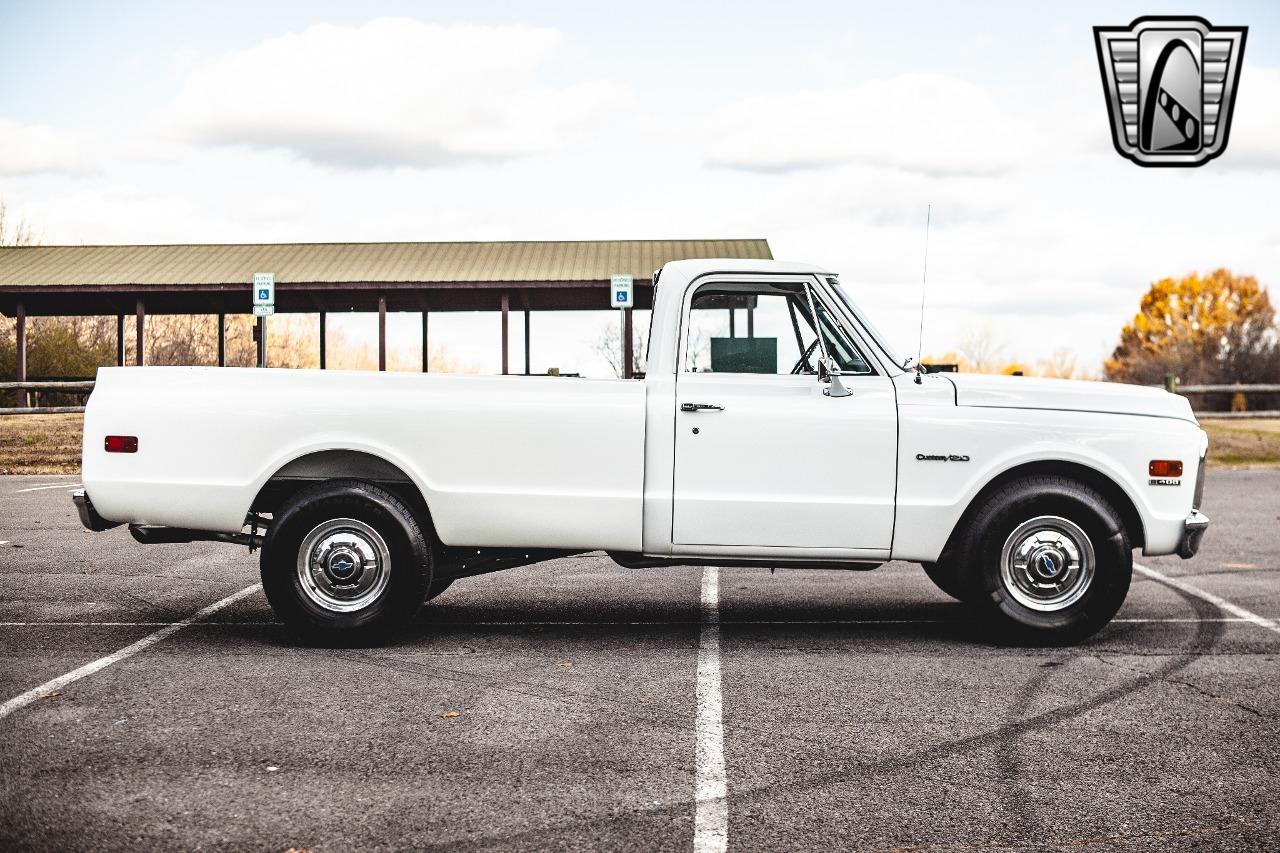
[82,366,647,551]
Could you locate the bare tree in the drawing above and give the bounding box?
[1036,346,1096,380]
[0,202,36,247]
[0,200,37,247]
[416,343,475,374]
[138,314,316,368]
[592,313,650,377]
[955,324,1009,374]
[0,199,39,403]
[322,330,475,373]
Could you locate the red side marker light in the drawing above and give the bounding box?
[1148,459,1182,477]
[105,435,138,453]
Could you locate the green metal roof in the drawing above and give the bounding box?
[0,239,773,287]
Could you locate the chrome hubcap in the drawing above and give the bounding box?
[296,518,391,613]
[1000,515,1095,612]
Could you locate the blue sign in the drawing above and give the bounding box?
[610,274,633,309]
[252,272,275,307]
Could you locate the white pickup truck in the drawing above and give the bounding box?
[74,259,1209,644]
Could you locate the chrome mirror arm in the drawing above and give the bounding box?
[805,283,851,397]
[821,355,852,398]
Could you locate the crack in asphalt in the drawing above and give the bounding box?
[869,817,1275,851]
[1089,654,1271,719]
[995,656,1065,841]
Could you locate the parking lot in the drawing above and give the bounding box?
[1,470,1277,852]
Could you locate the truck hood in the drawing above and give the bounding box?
[943,374,1196,422]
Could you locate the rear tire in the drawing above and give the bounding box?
[954,475,1131,644]
[260,480,432,644]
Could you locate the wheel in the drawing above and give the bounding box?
[921,557,972,603]
[425,577,454,601]
[953,476,1131,644]
[260,480,432,644]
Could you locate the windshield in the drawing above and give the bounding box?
[827,277,907,369]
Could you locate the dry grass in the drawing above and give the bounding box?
[2,413,1278,476]
[0,413,83,474]
[1201,418,1280,469]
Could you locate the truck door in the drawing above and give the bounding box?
[671,276,897,551]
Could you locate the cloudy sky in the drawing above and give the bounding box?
[2,0,1278,376]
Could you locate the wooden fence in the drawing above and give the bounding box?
[1169,382,1280,419]
[0,381,95,415]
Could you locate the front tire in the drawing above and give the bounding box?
[260,480,432,644]
[954,476,1131,644]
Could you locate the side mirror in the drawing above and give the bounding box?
[820,356,852,398]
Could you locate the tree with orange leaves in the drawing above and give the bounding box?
[1105,269,1280,386]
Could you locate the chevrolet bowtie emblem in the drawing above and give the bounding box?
[1094,16,1247,167]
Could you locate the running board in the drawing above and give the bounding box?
[607,552,882,571]
[433,546,584,580]
[129,524,264,549]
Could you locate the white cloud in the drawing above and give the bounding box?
[8,13,1280,379]
[165,18,629,168]
[0,120,98,177]
[688,60,1280,370]
[1214,65,1280,170]
[703,74,1030,177]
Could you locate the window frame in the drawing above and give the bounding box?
[814,275,906,377]
[676,274,882,377]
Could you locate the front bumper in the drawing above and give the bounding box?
[72,489,121,532]
[1177,510,1209,559]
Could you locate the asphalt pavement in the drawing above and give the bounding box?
[0,470,1277,852]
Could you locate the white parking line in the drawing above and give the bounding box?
[0,621,277,627]
[0,584,261,721]
[694,566,728,853]
[14,482,82,493]
[1134,562,1280,635]
[1111,617,1259,623]
[0,617,1268,628]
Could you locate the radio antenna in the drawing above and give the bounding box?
[913,203,932,384]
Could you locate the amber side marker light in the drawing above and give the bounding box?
[105,435,138,453]
[1148,459,1183,478]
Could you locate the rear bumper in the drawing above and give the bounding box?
[72,488,121,532]
[1177,510,1209,559]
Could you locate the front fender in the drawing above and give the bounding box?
[891,407,1203,561]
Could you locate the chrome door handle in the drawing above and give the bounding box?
[681,403,724,412]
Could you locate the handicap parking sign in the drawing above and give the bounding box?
[610,274,633,308]
[253,272,275,306]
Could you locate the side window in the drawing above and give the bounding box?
[683,281,873,375]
